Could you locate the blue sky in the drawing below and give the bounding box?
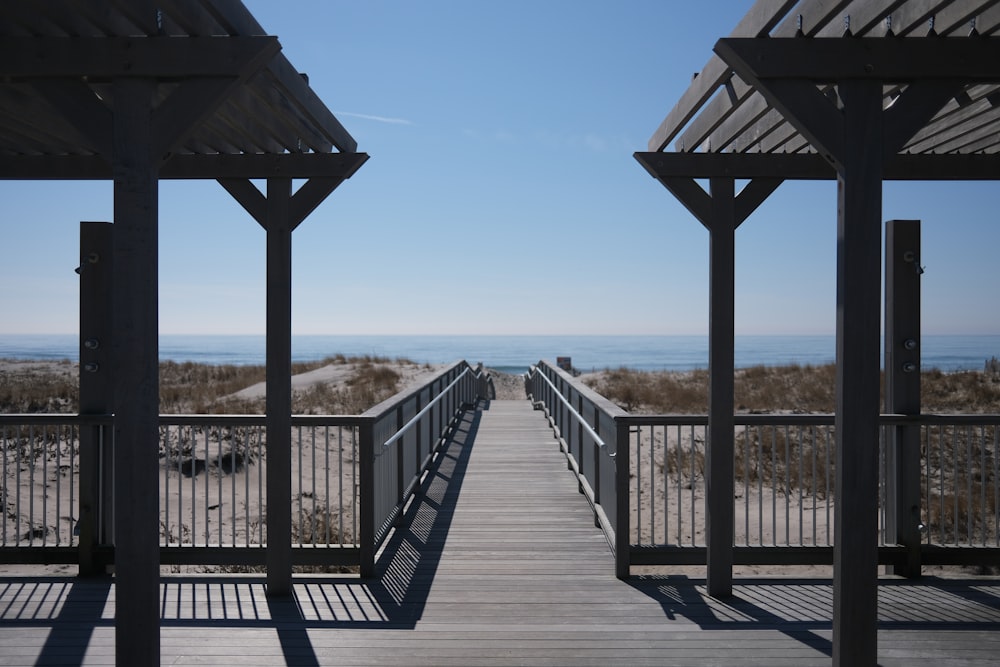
[2,0,998,336]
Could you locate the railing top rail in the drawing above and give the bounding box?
[361,359,469,422]
[0,413,113,425]
[382,366,471,449]
[616,413,1000,426]
[531,364,608,452]
[531,360,630,419]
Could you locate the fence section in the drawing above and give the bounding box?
[0,416,102,551]
[526,362,1000,576]
[362,362,489,572]
[1,361,492,574]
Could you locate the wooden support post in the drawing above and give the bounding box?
[833,79,884,667]
[395,404,405,523]
[884,220,922,578]
[78,222,114,576]
[359,418,376,578]
[111,78,160,667]
[265,177,293,597]
[651,174,779,597]
[614,418,631,580]
[706,177,736,598]
[216,169,362,582]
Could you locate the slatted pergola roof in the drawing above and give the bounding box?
[635,3,999,667]
[637,0,1000,184]
[0,0,364,180]
[1,4,367,665]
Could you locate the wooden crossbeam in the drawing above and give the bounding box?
[634,151,1000,180]
[0,151,370,180]
[0,35,279,78]
[716,36,1000,81]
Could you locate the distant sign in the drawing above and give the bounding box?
[556,356,572,371]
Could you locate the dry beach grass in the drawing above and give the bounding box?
[580,362,1000,414]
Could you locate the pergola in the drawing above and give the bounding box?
[0,2,367,665]
[635,1,1000,665]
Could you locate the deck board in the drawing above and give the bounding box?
[1,399,1000,665]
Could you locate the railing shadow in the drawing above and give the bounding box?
[359,401,482,624]
[0,404,483,665]
[0,575,114,666]
[628,574,1000,658]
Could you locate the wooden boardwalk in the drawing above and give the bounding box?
[2,399,1000,665]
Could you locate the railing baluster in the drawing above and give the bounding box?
[351,425,357,548]
[311,426,318,545]
[689,424,696,546]
[203,425,209,545]
[978,425,985,546]
[675,424,682,545]
[964,424,971,544]
[937,425,945,544]
[808,426,816,545]
[649,423,655,544]
[994,424,999,547]
[27,425,34,546]
[636,425,642,543]
[324,425,331,545]
[217,425,223,545]
[797,425,803,545]
[296,425,303,546]
[758,424,764,546]
[743,424,749,546]
[954,425,960,544]
[922,424,929,546]
[784,425,790,546]
[2,425,7,545]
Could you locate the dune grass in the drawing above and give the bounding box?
[0,354,420,414]
[585,363,1000,414]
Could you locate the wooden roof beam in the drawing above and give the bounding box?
[634,151,1000,180]
[715,36,1000,82]
[0,35,279,78]
[0,151,370,180]
[714,36,1000,169]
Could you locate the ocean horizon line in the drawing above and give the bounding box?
[2,332,998,374]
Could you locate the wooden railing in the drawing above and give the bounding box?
[0,361,492,576]
[526,360,1000,578]
[526,361,630,576]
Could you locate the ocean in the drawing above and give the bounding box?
[1,333,998,375]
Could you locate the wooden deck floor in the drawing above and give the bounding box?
[2,399,1000,665]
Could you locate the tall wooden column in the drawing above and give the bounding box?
[265,177,294,596]
[111,77,161,667]
[219,171,361,592]
[650,173,780,597]
[832,79,884,667]
[705,177,736,597]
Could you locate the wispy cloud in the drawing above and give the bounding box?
[334,111,414,126]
